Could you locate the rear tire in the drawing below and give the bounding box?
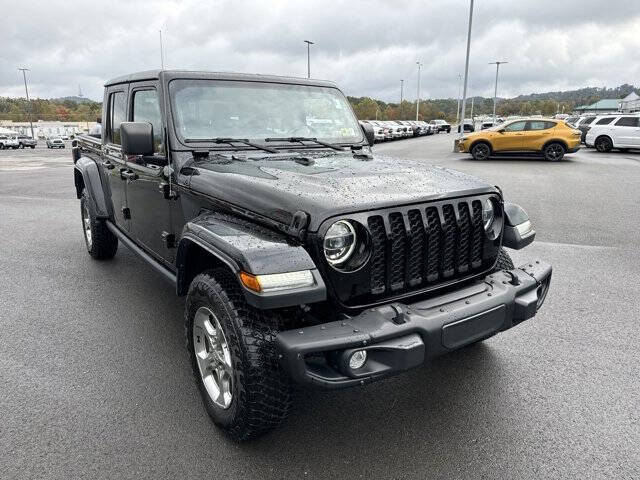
[80,189,118,259]
[470,142,491,161]
[543,142,565,161]
[186,269,292,442]
[595,136,613,152]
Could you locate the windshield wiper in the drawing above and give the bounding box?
[264,137,344,151]
[184,137,278,154]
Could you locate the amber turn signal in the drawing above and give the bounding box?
[239,271,262,292]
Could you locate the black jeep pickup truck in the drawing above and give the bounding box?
[72,70,551,441]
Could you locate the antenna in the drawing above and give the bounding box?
[78,84,83,98]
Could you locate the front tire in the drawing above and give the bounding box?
[595,136,613,153]
[471,142,491,161]
[186,269,292,442]
[543,142,565,161]
[80,189,118,259]
[19,143,24,149]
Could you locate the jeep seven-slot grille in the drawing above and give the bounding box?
[366,200,486,296]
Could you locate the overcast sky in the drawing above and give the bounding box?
[1,0,639,102]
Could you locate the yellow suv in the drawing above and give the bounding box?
[456,118,581,161]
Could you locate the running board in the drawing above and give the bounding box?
[106,221,177,286]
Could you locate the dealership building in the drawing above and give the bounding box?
[0,120,96,139]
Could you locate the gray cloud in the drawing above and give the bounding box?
[1,0,639,102]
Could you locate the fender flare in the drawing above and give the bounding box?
[175,211,326,309]
[74,156,110,218]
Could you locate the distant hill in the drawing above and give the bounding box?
[51,95,100,104]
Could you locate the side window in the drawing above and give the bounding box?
[614,117,639,127]
[108,91,126,145]
[504,121,527,132]
[527,121,554,131]
[132,89,164,154]
[596,117,614,125]
[583,117,596,125]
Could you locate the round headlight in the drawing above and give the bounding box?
[482,198,495,232]
[324,220,356,265]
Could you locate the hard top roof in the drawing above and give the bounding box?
[104,70,338,89]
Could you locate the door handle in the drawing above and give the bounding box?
[103,160,115,170]
[120,169,138,181]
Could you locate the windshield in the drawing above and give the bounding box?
[169,79,363,145]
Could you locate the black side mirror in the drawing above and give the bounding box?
[498,128,506,133]
[361,123,375,146]
[121,122,154,156]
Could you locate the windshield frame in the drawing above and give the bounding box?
[168,78,365,150]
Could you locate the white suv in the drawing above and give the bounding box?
[585,114,640,152]
[0,135,20,149]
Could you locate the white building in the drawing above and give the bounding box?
[618,92,640,113]
[0,120,97,139]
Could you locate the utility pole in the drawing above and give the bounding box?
[304,40,314,78]
[159,30,165,69]
[415,62,422,121]
[456,74,462,126]
[489,60,507,123]
[18,68,35,140]
[470,96,475,120]
[400,79,404,119]
[458,0,474,139]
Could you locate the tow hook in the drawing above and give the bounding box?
[504,270,520,286]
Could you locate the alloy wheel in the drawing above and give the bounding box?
[193,306,234,409]
[82,204,92,249]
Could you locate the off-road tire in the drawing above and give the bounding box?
[595,136,612,153]
[463,248,515,348]
[19,143,24,149]
[30,145,35,149]
[471,142,491,161]
[80,189,118,259]
[185,268,292,442]
[493,247,515,271]
[543,142,565,161]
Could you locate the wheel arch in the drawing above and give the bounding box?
[176,213,326,309]
[594,134,613,146]
[470,139,493,153]
[542,138,569,151]
[74,156,110,218]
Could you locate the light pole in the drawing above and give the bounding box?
[489,61,507,123]
[458,0,474,139]
[456,74,462,126]
[415,62,422,121]
[18,68,35,140]
[304,40,314,78]
[159,30,165,69]
[400,79,404,119]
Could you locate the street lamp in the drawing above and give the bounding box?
[456,74,462,125]
[415,62,422,121]
[303,40,314,78]
[17,67,35,140]
[400,79,404,119]
[458,0,474,139]
[489,61,508,123]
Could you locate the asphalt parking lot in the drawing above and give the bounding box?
[1,138,639,479]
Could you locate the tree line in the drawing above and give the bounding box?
[0,97,102,122]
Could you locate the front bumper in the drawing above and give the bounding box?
[277,260,552,389]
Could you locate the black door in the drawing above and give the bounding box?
[102,88,129,230]
[125,85,175,264]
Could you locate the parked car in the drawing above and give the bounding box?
[481,121,495,130]
[72,69,551,442]
[46,137,65,149]
[12,134,37,149]
[456,118,581,161]
[574,115,598,143]
[370,121,393,140]
[429,119,451,133]
[381,121,404,139]
[60,134,70,140]
[0,135,20,149]
[585,114,640,152]
[457,119,475,133]
[359,121,385,143]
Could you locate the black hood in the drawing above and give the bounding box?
[186,151,497,231]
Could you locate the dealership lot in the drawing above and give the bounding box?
[1,138,638,479]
